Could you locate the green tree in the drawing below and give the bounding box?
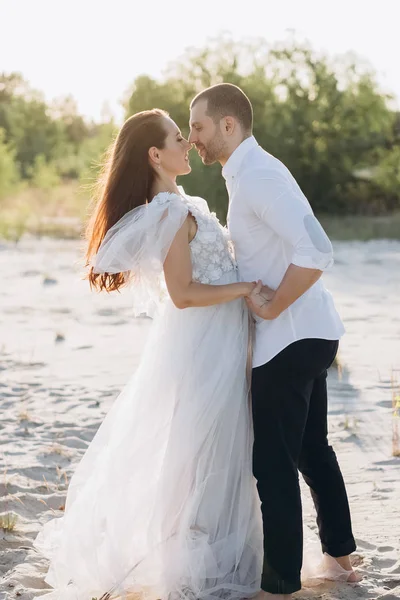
[28,154,60,190]
[50,95,89,149]
[124,37,397,218]
[0,73,68,178]
[374,146,400,210]
[0,128,20,199]
[2,36,398,219]
[78,120,118,184]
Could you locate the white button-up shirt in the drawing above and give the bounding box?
[223,136,345,368]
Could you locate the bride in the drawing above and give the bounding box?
[34,109,264,600]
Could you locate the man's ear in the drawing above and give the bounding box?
[222,116,235,136]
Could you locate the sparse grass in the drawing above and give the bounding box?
[0,182,89,241]
[45,443,72,459]
[0,511,18,532]
[1,469,24,532]
[40,466,69,497]
[56,464,69,485]
[341,415,359,431]
[42,474,51,492]
[330,353,344,381]
[17,410,31,422]
[319,212,400,241]
[391,370,400,457]
[1,183,400,241]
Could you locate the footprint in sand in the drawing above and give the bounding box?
[356,539,377,551]
[381,578,400,590]
[42,276,58,286]
[376,400,394,409]
[374,557,398,569]
[11,386,27,393]
[374,458,400,466]
[387,562,400,575]
[96,308,116,317]
[59,436,89,450]
[50,307,71,314]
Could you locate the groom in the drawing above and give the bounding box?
[189,83,357,599]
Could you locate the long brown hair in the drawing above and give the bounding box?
[85,108,169,292]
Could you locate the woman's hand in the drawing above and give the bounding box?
[241,281,258,296]
[245,280,277,320]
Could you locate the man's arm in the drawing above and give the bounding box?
[241,174,333,319]
[246,265,322,319]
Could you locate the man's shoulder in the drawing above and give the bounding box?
[240,145,289,180]
[237,148,291,194]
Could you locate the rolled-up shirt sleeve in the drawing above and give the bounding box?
[240,173,334,271]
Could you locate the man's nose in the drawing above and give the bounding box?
[188,130,196,144]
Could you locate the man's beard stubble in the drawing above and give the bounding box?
[201,130,227,165]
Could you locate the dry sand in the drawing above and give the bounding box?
[0,237,399,600]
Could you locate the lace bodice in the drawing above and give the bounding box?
[153,192,237,284]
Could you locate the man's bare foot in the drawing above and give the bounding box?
[325,554,363,583]
[253,590,292,600]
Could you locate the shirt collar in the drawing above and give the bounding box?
[222,136,258,181]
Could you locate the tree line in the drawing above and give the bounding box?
[1,38,399,221]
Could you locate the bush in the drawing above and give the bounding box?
[0,128,20,199]
[28,154,60,190]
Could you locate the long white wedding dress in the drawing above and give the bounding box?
[34,189,348,600]
[34,190,264,600]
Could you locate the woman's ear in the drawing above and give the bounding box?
[148,146,161,168]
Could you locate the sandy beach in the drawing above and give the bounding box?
[1,237,399,600]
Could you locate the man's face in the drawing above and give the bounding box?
[189,99,227,165]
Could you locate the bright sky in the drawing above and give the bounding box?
[1,0,399,122]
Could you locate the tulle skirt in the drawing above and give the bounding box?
[34,271,264,600]
[34,267,353,600]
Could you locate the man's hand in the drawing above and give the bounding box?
[245,265,323,321]
[245,280,277,320]
[259,284,275,302]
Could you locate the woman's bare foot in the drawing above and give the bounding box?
[253,590,292,600]
[325,553,363,583]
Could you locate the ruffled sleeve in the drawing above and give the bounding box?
[92,192,188,317]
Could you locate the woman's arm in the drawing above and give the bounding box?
[163,217,255,309]
[246,266,322,320]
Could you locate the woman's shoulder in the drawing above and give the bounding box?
[151,191,182,207]
[150,191,191,220]
[177,187,210,215]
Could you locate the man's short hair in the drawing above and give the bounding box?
[190,83,253,133]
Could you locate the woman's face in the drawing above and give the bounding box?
[157,117,192,177]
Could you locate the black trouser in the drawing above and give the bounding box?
[252,338,356,594]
